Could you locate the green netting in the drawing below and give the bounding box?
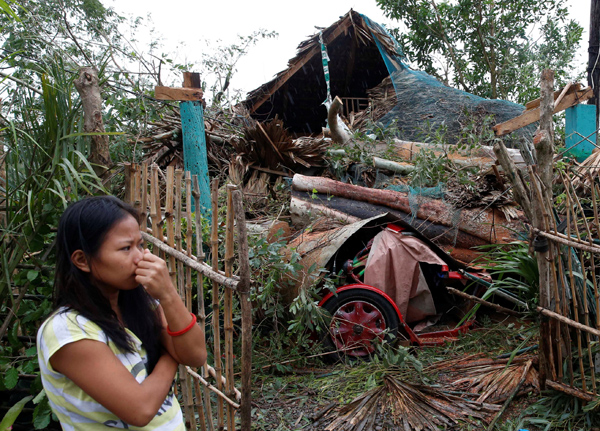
[360,14,536,147]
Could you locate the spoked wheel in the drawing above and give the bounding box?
[322,288,400,359]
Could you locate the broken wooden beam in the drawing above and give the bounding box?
[493,86,593,136]
[155,86,204,101]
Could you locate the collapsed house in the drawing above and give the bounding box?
[243,9,535,145]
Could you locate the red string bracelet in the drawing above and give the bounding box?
[166,312,197,337]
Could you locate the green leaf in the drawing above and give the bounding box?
[32,390,46,405]
[4,368,19,390]
[27,270,40,282]
[0,395,33,431]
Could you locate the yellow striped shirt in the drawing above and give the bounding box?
[37,308,184,430]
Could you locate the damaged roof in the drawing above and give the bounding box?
[243,9,402,135]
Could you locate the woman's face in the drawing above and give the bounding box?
[89,214,144,296]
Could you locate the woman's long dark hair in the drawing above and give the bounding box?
[54,196,163,372]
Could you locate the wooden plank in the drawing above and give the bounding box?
[155,85,203,101]
[524,83,581,111]
[249,15,354,113]
[183,72,201,88]
[493,87,593,136]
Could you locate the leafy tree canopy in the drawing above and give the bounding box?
[376,0,583,104]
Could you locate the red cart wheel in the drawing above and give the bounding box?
[322,288,400,359]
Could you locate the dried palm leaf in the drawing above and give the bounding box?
[317,376,500,431]
[427,354,539,403]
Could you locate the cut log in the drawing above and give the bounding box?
[291,191,506,265]
[292,174,523,246]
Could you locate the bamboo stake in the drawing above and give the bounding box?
[193,371,208,431]
[193,174,214,431]
[150,164,162,257]
[210,178,224,431]
[556,245,575,386]
[563,174,596,393]
[232,189,252,431]
[133,163,141,216]
[140,163,149,231]
[593,182,600,330]
[542,183,564,381]
[140,232,238,290]
[165,166,177,288]
[172,169,194,430]
[565,189,587,393]
[224,185,236,431]
[528,168,556,381]
[124,163,132,204]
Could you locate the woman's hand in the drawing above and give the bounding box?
[135,249,177,302]
[135,250,207,368]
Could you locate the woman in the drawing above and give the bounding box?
[37,196,206,430]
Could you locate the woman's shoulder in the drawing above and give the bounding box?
[38,307,108,346]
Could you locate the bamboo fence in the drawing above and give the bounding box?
[124,162,252,430]
[493,70,600,402]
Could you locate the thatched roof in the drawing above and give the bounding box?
[243,10,403,135]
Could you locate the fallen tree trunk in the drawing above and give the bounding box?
[292,174,523,246]
[292,192,492,264]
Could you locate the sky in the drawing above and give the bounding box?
[107,0,592,102]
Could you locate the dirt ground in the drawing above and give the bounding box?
[248,316,546,431]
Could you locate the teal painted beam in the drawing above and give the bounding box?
[180,100,211,218]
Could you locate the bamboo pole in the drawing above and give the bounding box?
[124,163,132,204]
[546,380,597,401]
[556,245,575,386]
[192,371,208,431]
[186,368,241,409]
[563,175,596,393]
[232,189,252,431]
[140,163,149,232]
[193,174,213,431]
[224,185,236,431]
[173,168,195,430]
[133,163,142,216]
[210,178,225,431]
[528,167,556,381]
[445,287,522,316]
[140,232,238,290]
[565,189,587,393]
[165,166,177,288]
[593,182,600,330]
[144,227,240,282]
[532,229,600,253]
[150,164,163,257]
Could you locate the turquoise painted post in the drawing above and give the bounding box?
[180,100,211,217]
[565,104,597,162]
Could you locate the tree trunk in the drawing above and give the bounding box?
[74,67,112,175]
[292,174,522,245]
